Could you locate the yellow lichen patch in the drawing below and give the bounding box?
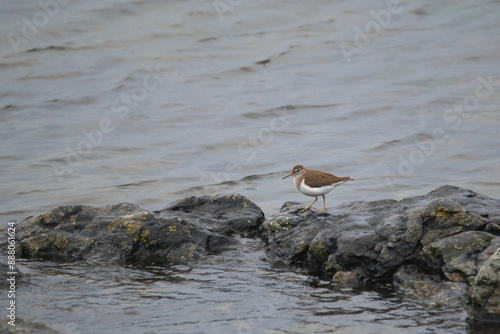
[268,217,291,232]
[179,245,197,261]
[463,236,490,253]
[134,229,157,246]
[140,229,149,242]
[426,247,440,257]
[125,221,142,234]
[23,236,41,252]
[435,206,452,219]
[445,272,464,282]
[309,240,326,259]
[294,240,308,255]
[47,234,68,250]
[333,271,360,286]
[106,218,124,231]
[187,246,196,258]
[107,218,143,234]
[269,221,282,232]
[417,282,444,297]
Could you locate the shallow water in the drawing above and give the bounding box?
[1,0,500,332]
[3,238,472,334]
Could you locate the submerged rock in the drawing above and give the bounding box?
[259,185,500,315]
[0,319,61,334]
[5,194,264,266]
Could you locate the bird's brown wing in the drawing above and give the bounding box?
[304,170,352,188]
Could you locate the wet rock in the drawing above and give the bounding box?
[421,231,496,284]
[393,264,468,307]
[420,199,490,245]
[156,194,264,238]
[6,194,264,266]
[259,185,500,314]
[0,319,61,334]
[332,271,364,288]
[467,248,500,322]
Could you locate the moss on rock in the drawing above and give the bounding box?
[7,195,264,266]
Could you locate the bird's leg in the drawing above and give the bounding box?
[318,195,327,212]
[300,196,318,212]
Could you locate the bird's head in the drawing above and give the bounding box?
[282,165,305,179]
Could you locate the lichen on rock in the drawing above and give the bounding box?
[6,194,265,266]
[467,248,500,322]
[258,185,500,316]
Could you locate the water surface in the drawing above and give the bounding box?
[1,0,499,332]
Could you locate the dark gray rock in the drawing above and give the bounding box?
[156,193,264,238]
[4,194,264,266]
[258,185,500,316]
[0,319,61,334]
[393,264,468,307]
[421,231,497,284]
[467,248,500,322]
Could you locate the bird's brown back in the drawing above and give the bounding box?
[303,169,353,188]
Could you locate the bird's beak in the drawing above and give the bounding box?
[282,172,293,180]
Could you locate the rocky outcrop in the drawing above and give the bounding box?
[4,185,500,322]
[258,185,500,319]
[7,194,264,266]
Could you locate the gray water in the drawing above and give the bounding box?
[1,0,500,332]
[8,238,470,334]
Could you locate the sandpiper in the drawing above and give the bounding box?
[283,165,354,212]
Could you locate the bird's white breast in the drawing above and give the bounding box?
[296,178,344,197]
